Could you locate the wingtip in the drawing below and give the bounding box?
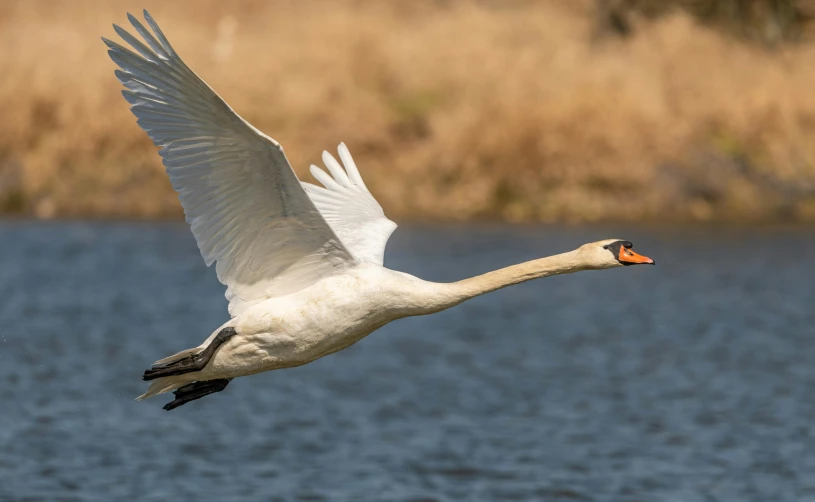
[338,142,353,159]
[112,23,126,37]
[143,9,160,27]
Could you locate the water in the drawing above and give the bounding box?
[0,222,813,501]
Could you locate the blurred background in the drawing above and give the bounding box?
[2,1,815,501]
[4,0,815,222]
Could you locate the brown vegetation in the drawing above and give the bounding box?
[2,0,815,222]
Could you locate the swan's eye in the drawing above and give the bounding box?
[603,245,609,250]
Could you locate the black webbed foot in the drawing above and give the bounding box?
[143,327,237,381]
[163,378,232,411]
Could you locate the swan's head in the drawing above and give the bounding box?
[578,239,655,269]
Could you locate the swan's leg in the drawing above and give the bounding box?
[142,327,237,381]
[162,379,231,411]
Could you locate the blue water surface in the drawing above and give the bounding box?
[0,222,813,501]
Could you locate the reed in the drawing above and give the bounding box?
[2,0,815,222]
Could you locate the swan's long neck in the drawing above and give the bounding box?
[416,249,591,314]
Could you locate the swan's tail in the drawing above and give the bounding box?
[136,377,186,401]
[135,347,202,400]
[152,347,201,366]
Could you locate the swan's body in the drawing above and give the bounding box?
[104,11,654,410]
[148,267,419,391]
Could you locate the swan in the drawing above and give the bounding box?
[103,11,655,411]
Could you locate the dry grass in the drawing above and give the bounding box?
[2,0,815,222]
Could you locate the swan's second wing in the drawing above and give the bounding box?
[105,11,356,317]
[302,144,397,265]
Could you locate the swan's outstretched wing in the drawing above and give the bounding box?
[104,11,356,317]
[302,144,397,265]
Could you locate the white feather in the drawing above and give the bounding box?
[304,145,397,265]
[321,151,353,188]
[338,142,368,190]
[105,10,357,317]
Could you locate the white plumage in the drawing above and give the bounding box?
[106,12,360,317]
[104,11,654,410]
[302,145,398,265]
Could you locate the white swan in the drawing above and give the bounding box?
[104,11,655,410]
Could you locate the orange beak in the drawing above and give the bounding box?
[619,247,655,265]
